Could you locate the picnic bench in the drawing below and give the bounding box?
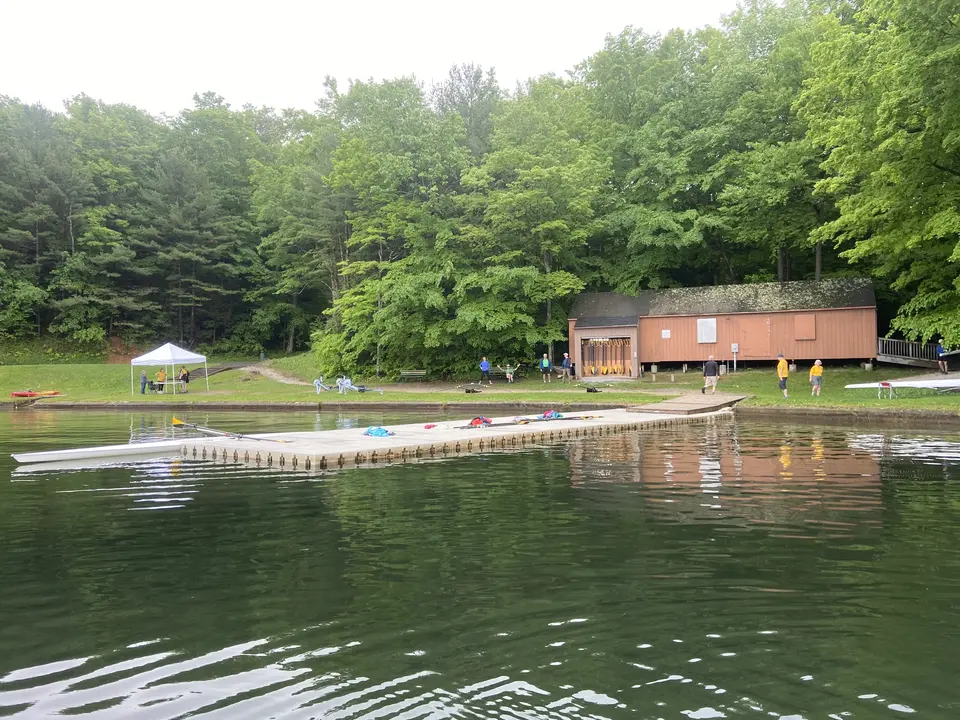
[399,370,426,382]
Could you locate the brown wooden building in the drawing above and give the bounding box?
[567,278,876,377]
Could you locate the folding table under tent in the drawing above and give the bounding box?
[130,343,209,395]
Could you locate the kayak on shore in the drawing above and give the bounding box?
[10,390,63,398]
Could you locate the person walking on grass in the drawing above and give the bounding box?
[776,353,789,398]
[809,359,823,397]
[702,355,719,395]
[479,357,492,385]
[560,353,572,382]
[539,354,553,383]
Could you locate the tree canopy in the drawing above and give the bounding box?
[1,0,957,371]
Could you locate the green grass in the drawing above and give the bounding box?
[3,361,958,412]
[655,365,960,412]
[267,353,318,381]
[0,362,666,406]
[0,338,106,365]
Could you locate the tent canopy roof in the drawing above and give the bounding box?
[131,343,206,366]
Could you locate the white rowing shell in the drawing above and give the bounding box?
[845,379,960,390]
[12,439,192,464]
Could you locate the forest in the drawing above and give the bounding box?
[0,0,957,376]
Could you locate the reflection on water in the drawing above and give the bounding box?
[2,413,959,718]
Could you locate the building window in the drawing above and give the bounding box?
[697,318,717,344]
[795,314,816,340]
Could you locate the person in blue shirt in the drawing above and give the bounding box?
[539,354,553,383]
[479,357,492,385]
[937,340,949,374]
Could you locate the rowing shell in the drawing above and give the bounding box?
[12,439,192,465]
[845,379,960,390]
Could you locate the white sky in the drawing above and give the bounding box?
[1,0,741,116]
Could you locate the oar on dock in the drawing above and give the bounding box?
[172,418,292,443]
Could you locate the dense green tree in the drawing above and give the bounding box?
[457,77,608,360]
[800,0,960,343]
[311,78,471,375]
[430,64,503,159]
[252,109,351,354]
[0,2,955,368]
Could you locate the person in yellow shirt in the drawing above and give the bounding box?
[156,368,166,391]
[776,353,789,398]
[809,359,823,397]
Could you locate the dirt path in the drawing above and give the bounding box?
[248,365,312,385]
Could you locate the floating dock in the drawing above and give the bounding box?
[629,392,748,415]
[179,407,732,472]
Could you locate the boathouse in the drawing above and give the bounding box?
[567,278,876,377]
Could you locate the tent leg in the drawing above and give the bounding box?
[131,365,134,396]
[205,361,209,391]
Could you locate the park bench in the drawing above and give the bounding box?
[400,370,426,382]
[489,366,525,380]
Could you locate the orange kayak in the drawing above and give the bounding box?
[10,390,63,398]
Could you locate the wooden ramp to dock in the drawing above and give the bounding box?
[178,407,732,473]
[629,392,748,415]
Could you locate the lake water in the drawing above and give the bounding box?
[1,410,959,718]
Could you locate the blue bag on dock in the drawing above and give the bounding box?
[363,426,394,437]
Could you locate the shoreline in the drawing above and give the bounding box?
[15,399,960,427]
[736,404,960,428]
[23,400,623,413]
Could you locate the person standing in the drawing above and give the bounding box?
[139,369,147,395]
[479,357,492,385]
[776,353,789,398]
[702,355,719,394]
[937,340,949,374]
[560,352,572,382]
[809,359,823,396]
[539,354,553,383]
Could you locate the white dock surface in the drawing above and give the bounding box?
[180,407,731,472]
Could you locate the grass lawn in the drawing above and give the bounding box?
[3,359,959,413]
[0,363,667,407]
[657,364,960,412]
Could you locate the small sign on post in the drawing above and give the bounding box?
[731,343,739,373]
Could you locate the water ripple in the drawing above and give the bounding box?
[1,415,958,718]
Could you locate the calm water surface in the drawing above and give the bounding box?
[1,410,959,718]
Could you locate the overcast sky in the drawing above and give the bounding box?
[2,0,741,116]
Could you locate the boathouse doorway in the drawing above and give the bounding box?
[580,337,632,377]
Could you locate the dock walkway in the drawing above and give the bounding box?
[180,407,731,472]
[628,392,748,415]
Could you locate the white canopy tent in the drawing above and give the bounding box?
[130,343,209,395]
